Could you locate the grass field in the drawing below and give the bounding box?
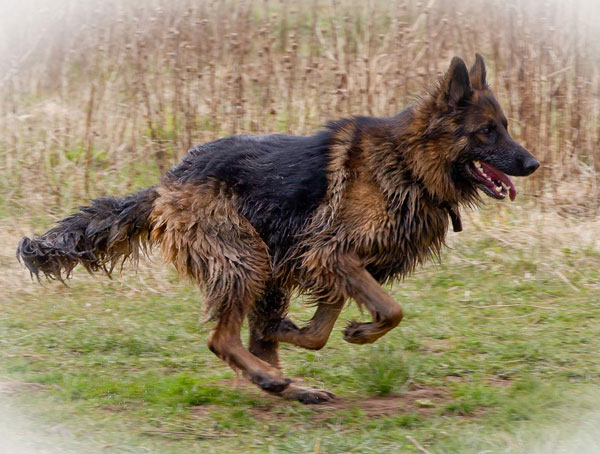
[2,204,600,453]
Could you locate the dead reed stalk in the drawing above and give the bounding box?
[0,0,598,217]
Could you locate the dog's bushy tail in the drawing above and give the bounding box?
[17,187,158,282]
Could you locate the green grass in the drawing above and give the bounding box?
[352,344,415,396]
[2,208,600,453]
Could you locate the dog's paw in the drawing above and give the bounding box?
[343,320,373,344]
[278,384,335,404]
[252,374,291,393]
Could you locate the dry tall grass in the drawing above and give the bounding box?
[0,0,599,218]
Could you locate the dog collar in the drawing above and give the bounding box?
[439,202,462,232]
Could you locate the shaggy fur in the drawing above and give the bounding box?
[17,54,539,403]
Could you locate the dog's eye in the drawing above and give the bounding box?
[480,127,492,135]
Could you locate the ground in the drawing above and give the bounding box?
[1,203,599,453]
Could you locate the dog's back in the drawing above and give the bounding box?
[167,133,331,262]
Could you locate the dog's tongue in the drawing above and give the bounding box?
[480,162,517,201]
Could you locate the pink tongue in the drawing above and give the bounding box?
[480,162,517,201]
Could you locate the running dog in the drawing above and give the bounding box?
[18,54,539,403]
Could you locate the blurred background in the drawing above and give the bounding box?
[1,1,600,453]
[0,0,599,218]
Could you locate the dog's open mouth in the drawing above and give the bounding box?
[468,161,516,201]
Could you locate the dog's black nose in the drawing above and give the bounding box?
[522,156,540,175]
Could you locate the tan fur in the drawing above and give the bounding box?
[150,182,271,320]
[149,181,295,392]
[293,121,449,299]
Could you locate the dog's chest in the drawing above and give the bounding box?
[339,180,449,280]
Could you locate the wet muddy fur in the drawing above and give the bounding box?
[18,55,539,403]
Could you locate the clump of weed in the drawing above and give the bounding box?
[352,344,416,396]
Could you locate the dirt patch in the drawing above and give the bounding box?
[301,386,447,419]
[190,404,221,418]
[424,339,456,355]
[0,381,48,395]
[101,404,132,413]
[189,380,449,422]
[488,375,513,387]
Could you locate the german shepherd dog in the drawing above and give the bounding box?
[18,54,539,403]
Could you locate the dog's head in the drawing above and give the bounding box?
[409,54,539,204]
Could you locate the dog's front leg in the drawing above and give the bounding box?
[269,300,345,350]
[342,267,404,344]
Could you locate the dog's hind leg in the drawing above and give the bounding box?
[248,283,289,369]
[248,285,336,403]
[271,302,340,403]
[202,258,291,392]
[151,183,290,393]
[208,301,291,393]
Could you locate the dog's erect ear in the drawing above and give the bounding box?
[439,57,472,110]
[469,53,487,90]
